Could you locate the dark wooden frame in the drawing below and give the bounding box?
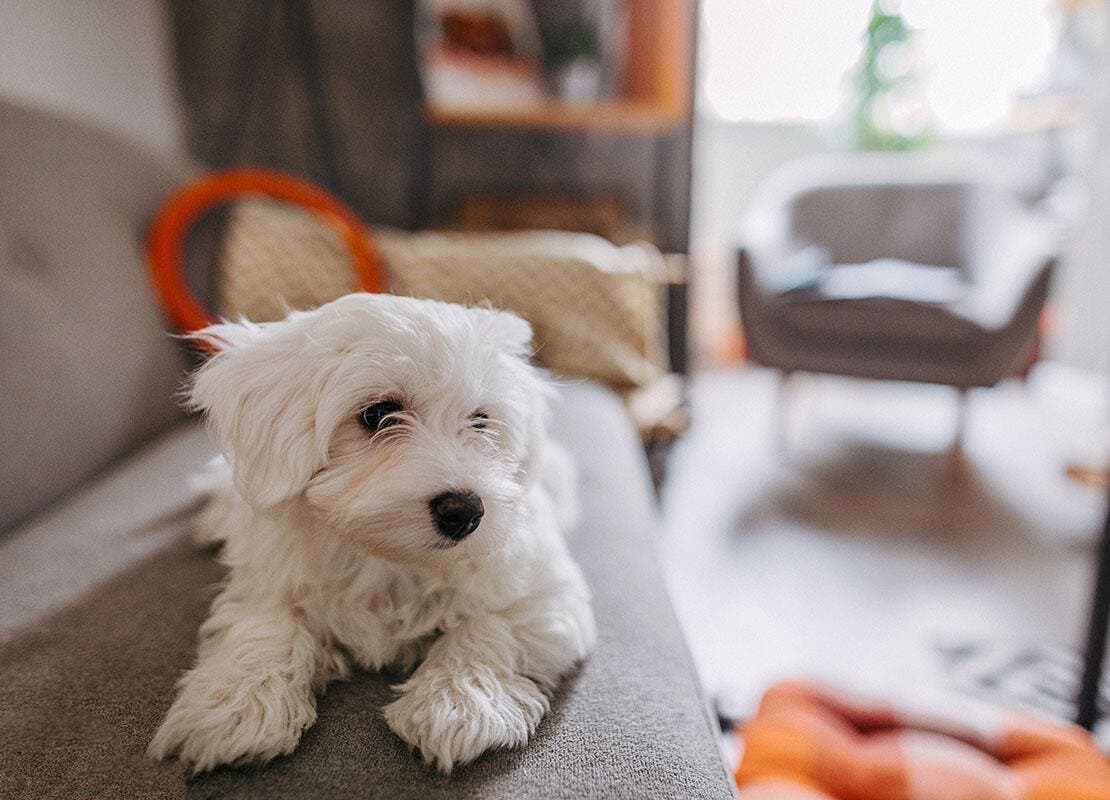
[1076,495,1110,730]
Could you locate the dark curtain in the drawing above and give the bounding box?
[164,0,691,250]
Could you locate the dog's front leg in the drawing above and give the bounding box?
[148,597,324,773]
[383,585,594,773]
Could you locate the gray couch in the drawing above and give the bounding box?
[0,99,735,799]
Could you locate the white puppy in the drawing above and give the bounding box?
[148,293,595,774]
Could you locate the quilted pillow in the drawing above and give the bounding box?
[217,199,668,389]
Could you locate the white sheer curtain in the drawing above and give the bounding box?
[699,0,1058,134]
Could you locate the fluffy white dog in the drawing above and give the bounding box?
[148,293,595,774]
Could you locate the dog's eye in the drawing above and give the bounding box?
[470,411,489,430]
[360,400,403,432]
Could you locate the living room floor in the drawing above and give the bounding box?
[660,364,1107,737]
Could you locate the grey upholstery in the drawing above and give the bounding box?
[0,99,192,531]
[737,154,1059,388]
[0,388,735,800]
[0,98,734,799]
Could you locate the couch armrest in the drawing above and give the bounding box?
[958,210,1061,331]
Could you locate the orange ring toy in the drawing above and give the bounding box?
[148,169,384,342]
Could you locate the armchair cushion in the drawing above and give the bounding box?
[775,261,979,347]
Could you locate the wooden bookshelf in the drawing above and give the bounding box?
[424,98,684,132]
[424,0,693,134]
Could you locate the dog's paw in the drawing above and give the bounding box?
[148,669,316,773]
[383,670,549,773]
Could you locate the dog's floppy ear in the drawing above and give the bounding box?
[477,308,534,357]
[189,320,329,510]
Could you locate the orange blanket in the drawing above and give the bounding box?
[736,681,1110,800]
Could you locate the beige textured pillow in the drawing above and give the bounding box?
[218,200,667,389]
[217,200,357,322]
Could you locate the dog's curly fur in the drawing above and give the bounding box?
[148,294,595,774]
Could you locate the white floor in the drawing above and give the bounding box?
[660,364,1107,725]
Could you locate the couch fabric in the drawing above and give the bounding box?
[1,385,735,800]
[0,100,191,531]
[0,97,734,800]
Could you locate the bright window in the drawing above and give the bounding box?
[700,0,1058,134]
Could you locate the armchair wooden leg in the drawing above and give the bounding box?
[953,388,970,456]
[774,371,793,454]
[1076,498,1110,730]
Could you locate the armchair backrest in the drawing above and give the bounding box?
[744,153,1035,277]
[790,182,969,270]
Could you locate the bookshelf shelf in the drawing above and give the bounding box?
[422,1,691,135]
[424,98,685,132]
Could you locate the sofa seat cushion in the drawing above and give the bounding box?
[0,383,734,800]
[0,422,217,640]
[776,261,981,349]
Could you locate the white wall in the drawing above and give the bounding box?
[1052,3,1110,375]
[686,120,832,359]
[0,0,183,155]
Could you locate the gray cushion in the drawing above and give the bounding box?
[791,183,968,270]
[0,98,192,532]
[777,261,980,347]
[0,423,216,640]
[0,383,734,800]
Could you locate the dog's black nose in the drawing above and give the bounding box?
[428,491,484,540]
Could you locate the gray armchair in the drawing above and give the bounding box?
[736,153,1060,442]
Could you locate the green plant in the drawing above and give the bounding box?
[548,20,601,67]
[849,1,933,150]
